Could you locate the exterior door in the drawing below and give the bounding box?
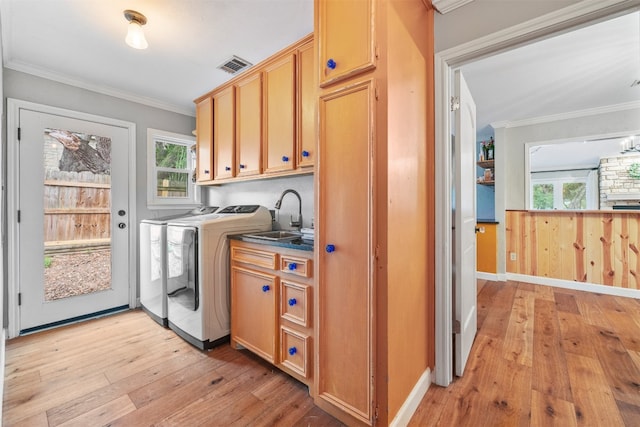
[15,105,131,332]
[454,70,478,376]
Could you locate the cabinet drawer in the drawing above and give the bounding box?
[232,246,278,270]
[280,280,311,327]
[280,256,312,278]
[280,326,310,378]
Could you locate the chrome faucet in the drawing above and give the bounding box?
[275,189,302,229]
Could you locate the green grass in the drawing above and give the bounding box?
[44,257,53,268]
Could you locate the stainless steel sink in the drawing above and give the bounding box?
[243,230,302,242]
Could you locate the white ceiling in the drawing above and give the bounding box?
[461,10,640,132]
[0,1,638,128]
[0,0,314,116]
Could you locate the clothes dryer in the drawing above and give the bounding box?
[166,205,272,349]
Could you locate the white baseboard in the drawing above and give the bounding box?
[507,273,640,299]
[477,271,500,281]
[390,368,432,427]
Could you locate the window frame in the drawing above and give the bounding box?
[146,128,201,209]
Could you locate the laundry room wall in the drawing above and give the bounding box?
[202,174,314,231]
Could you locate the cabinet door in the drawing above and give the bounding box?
[317,79,374,424]
[316,0,375,88]
[235,73,262,177]
[195,96,213,182]
[297,41,315,168]
[213,86,235,180]
[231,266,278,363]
[263,53,296,174]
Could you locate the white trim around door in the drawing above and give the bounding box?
[433,0,639,386]
[6,99,137,338]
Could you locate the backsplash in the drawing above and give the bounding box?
[202,174,314,230]
[599,154,640,208]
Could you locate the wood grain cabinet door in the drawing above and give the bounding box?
[297,41,315,168]
[263,53,296,174]
[212,86,235,180]
[316,0,375,88]
[235,73,262,177]
[317,79,375,424]
[231,266,278,363]
[195,96,213,182]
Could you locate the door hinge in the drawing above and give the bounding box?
[374,405,379,420]
[453,319,461,334]
[17,127,21,141]
[18,293,22,306]
[451,96,460,112]
[17,210,21,223]
[375,45,380,59]
[375,86,379,100]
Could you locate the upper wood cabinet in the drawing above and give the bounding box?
[263,53,296,174]
[297,40,315,168]
[194,34,313,185]
[195,96,213,182]
[212,86,235,181]
[235,73,262,178]
[317,0,376,88]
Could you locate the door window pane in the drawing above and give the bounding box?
[43,129,112,301]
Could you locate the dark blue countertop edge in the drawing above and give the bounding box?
[477,219,499,224]
[228,234,314,252]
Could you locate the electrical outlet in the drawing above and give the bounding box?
[510,252,517,261]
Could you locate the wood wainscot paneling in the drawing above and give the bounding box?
[506,210,640,290]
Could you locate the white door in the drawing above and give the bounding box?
[454,70,478,376]
[16,107,131,332]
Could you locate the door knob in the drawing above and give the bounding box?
[118,223,127,229]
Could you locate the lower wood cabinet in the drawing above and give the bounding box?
[230,239,314,386]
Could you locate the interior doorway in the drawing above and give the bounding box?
[434,1,638,386]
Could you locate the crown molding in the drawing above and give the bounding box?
[432,0,474,14]
[491,101,640,129]
[4,60,196,117]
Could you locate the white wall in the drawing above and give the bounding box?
[499,105,640,210]
[203,174,314,231]
[434,0,580,53]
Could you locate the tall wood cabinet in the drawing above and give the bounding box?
[314,0,435,425]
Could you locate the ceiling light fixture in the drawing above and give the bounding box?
[620,136,640,153]
[124,9,148,50]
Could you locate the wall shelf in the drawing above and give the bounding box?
[477,159,495,186]
[477,160,494,169]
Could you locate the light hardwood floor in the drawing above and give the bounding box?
[410,280,640,426]
[4,281,640,426]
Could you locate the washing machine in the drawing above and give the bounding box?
[139,206,218,326]
[165,205,272,349]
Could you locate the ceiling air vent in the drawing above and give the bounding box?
[217,56,252,75]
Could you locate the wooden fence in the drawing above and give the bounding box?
[44,170,111,252]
